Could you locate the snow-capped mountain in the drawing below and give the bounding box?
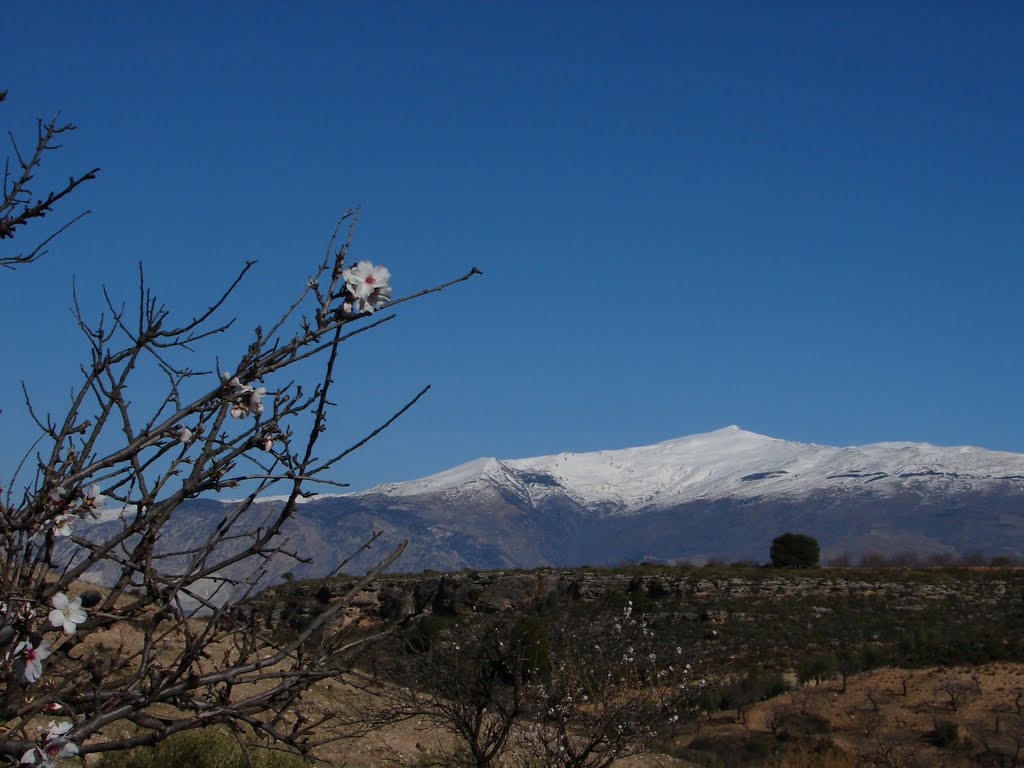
[85,427,1024,584]
[340,426,1024,570]
[358,426,1024,511]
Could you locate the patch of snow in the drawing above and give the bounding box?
[360,457,504,497]
[353,426,1024,512]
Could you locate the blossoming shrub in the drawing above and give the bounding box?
[385,600,697,768]
[1,90,480,765]
[510,600,697,768]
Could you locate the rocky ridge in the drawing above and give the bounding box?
[241,567,1014,631]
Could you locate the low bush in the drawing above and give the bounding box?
[926,719,960,748]
[682,733,783,767]
[773,710,832,739]
[94,728,308,768]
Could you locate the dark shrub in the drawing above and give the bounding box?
[927,719,960,748]
[770,533,820,568]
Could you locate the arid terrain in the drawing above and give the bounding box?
[67,566,1024,766]
[220,565,1024,767]
[271,663,1024,767]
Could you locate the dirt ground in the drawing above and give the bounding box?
[67,593,1024,767]
[300,663,1024,767]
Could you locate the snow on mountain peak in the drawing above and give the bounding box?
[355,427,1024,511]
[363,456,495,495]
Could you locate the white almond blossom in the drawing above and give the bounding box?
[247,386,266,416]
[41,721,73,742]
[21,721,78,766]
[81,484,103,511]
[178,426,194,444]
[51,515,73,538]
[363,283,392,314]
[14,639,51,683]
[342,259,391,300]
[223,373,267,419]
[48,593,87,635]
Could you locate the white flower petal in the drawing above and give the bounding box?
[57,743,79,759]
[343,260,391,300]
[46,721,72,739]
[49,595,86,635]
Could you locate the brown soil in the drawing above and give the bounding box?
[297,663,1024,767]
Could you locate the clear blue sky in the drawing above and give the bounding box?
[3,1,1022,491]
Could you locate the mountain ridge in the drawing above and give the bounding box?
[354,426,1024,512]
[81,427,1024,588]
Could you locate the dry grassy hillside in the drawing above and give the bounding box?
[80,567,1024,767]
[269,663,1024,766]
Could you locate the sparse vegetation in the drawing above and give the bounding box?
[207,563,1024,765]
[94,728,309,768]
[374,594,695,767]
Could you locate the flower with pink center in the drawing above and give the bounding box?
[46,486,66,508]
[48,593,87,635]
[14,639,51,683]
[342,260,391,301]
[51,515,73,538]
[81,484,103,511]
[20,721,78,766]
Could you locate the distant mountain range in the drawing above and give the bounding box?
[87,427,1024,586]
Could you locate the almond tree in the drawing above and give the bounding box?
[389,616,539,768]
[385,601,696,768]
[0,91,480,764]
[0,89,99,269]
[511,601,695,768]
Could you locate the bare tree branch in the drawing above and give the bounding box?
[0,92,482,763]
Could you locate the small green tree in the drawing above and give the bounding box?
[769,532,820,568]
[796,653,837,685]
